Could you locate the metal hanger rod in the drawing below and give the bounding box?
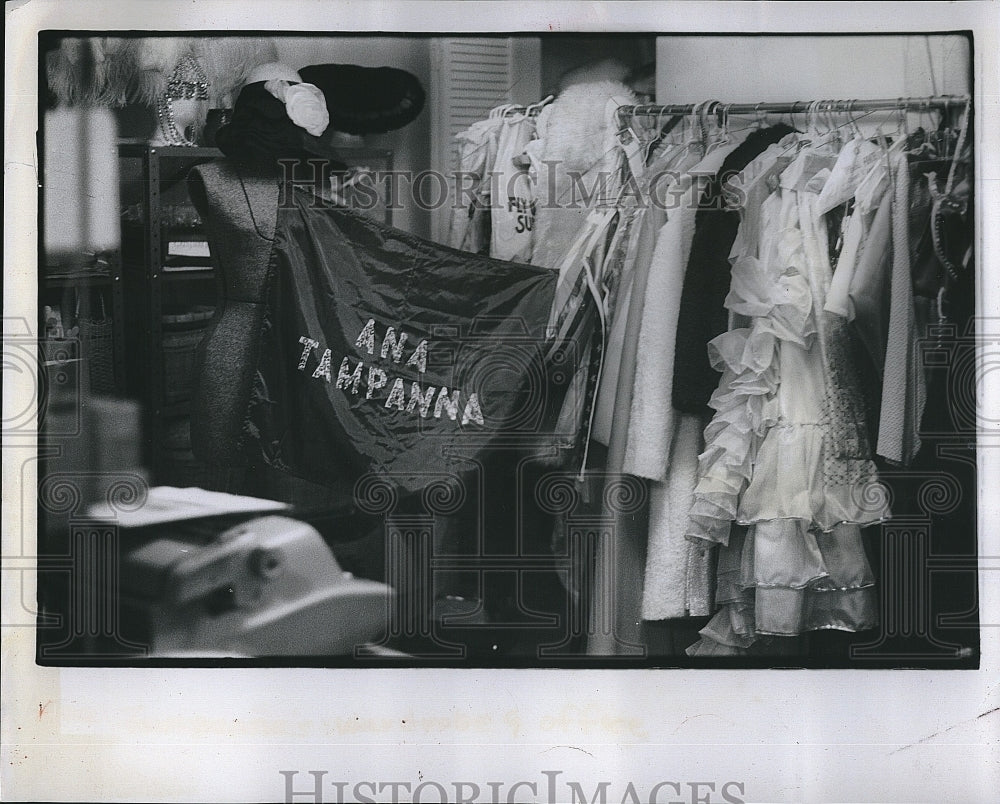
[618,94,971,126]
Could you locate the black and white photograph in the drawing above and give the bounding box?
[4,1,998,802]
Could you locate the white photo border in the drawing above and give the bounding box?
[4,2,999,802]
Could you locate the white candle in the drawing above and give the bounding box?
[44,107,121,261]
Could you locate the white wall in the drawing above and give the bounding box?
[274,36,433,238]
[655,34,970,104]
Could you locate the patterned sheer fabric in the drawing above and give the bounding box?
[686,136,890,655]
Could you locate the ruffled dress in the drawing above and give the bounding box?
[686,138,891,654]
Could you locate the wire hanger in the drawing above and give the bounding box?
[503,103,528,120]
[846,99,864,140]
[525,94,554,117]
[824,101,842,146]
[709,100,724,141]
[753,102,769,130]
[804,100,820,140]
[706,102,732,154]
[695,99,718,152]
[616,105,641,150]
[683,100,703,153]
[641,105,668,164]
[810,99,835,143]
[630,104,644,141]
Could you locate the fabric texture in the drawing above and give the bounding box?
[615,134,750,621]
[587,146,717,648]
[590,139,701,446]
[188,162,279,465]
[537,206,618,469]
[247,188,563,494]
[591,204,666,447]
[531,80,636,270]
[448,116,504,254]
[622,132,750,481]
[844,187,893,376]
[816,136,882,215]
[491,114,537,262]
[586,204,639,447]
[641,412,713,619]
[585,202,668,655]
[876,151,926,465]
[672,124,797,415]
[686,142,887,654]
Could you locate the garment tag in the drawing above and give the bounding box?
[623,133,645,180]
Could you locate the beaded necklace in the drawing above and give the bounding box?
[155,55,210,146]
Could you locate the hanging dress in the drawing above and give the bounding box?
[686,139,890,654]
[625,133,752,620]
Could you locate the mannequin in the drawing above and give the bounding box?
[186,160,276,468]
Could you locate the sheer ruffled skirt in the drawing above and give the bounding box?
[684,202,888,654]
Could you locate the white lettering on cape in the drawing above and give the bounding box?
[296,319,486,428]
[336,357,363,394]
[355,318,376,354]
[312,348,333,381]
[406,383,436,417]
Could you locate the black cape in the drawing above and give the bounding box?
[247,191,569,495]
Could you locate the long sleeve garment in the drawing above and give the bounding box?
[876,151,926,465]
[618,135,754,622]
[825,142,926,465]
[622,131,751,481]
[584,164,681,655]
[448,116,504,253]
[641,411,713,620]
[672,124,798,415]
[590,139,697,447]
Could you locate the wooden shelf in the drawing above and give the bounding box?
[118,141,222,160]
[43,271,118,287]
[162,268,215,282]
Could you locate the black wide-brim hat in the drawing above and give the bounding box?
[298,63,425,135]
[216,63,424,168]
[215,80,347,171]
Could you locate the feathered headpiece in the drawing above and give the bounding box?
[193,38,279,107]
[46,37,140,106]
[46,35,278,109]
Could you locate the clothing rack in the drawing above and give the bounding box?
[617,94,971,129]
